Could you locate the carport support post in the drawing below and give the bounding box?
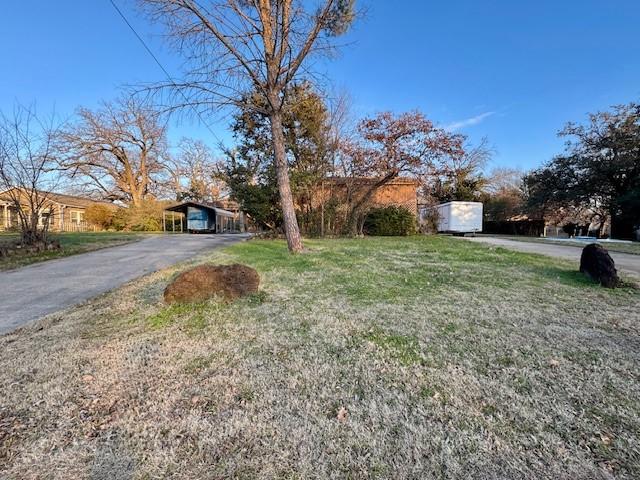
[172,212,175,232]
[162,211,166,232]
[320,181,325,237]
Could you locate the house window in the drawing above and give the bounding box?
[9,207,20,228]
[39,209,52,227]
[70,210,84,224]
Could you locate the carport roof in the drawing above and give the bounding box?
[165,201,235,217]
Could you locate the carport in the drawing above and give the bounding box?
[163,201,236,233]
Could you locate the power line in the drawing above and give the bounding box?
[108,0,224,145]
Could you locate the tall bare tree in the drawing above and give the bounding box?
[425,137,492,203]
[138,0,356,252]
[174,138,226,202]
[327,89,355,173]
[0,105,62,245]
[485,167,524,196]
[59,96,170,206]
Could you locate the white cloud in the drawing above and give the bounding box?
[445,111,495,131]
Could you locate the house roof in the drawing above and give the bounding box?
[321,176,420,186]
[165,201,235,218]
[0,188,117,209]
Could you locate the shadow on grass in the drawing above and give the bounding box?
[534,266,598,288]
[146,291,269,332]
[523,259,637,293]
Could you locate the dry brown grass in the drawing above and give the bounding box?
[1,237,639,479]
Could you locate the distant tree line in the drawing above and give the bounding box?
[525,102,640,240]
[3,76,636,245]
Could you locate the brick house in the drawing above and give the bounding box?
[0,188,118,232]
[313,177,419,215]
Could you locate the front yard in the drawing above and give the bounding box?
[0,232,143,271]
[1,236,639,479]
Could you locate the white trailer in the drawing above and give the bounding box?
[435,201,483,234]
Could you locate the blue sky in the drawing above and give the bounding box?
[1,0,639,172]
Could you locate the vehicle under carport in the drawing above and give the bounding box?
[163,201,237,233]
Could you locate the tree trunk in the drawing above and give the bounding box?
[347,204,365,237]
[131,194,141,208]
[269,110,304,253]
[130,185,144,208]
[346,173,398,236]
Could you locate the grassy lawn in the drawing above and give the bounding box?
[1,236,639,479]
[0,232,144,271]
[486,234,640,255]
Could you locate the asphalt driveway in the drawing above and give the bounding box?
[463,236,640,277]
[0,234,250,335]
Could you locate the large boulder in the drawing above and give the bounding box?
[579,243,620,288]
[164,263,260,304]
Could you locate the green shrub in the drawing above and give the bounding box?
[363,206,417,236]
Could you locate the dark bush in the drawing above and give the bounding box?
[363,206,416,236]
[562,223,577,236]
[483,219,545,236]
[418,206,440,234]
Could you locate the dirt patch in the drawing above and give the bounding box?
[164,263,260,303]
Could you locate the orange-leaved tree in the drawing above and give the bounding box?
[340,111,465,235]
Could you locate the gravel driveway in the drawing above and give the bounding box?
[0,234,250,334]
[463,236,640,277]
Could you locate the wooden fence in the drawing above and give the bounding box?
[58,221,100,233]
[0,219,99,233]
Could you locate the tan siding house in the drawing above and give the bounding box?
[0,188,118,232]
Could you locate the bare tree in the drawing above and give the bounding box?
[174,138,227,202]
[0,105,62,245]
[58,96,170,206]
[423,137,493,202]
[138,0,356,252]
[327,88,356,174]
[446,137,492,184]
[485,166,524,196]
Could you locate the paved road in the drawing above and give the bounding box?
[463,236,640,277]
[0,234,250,334]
